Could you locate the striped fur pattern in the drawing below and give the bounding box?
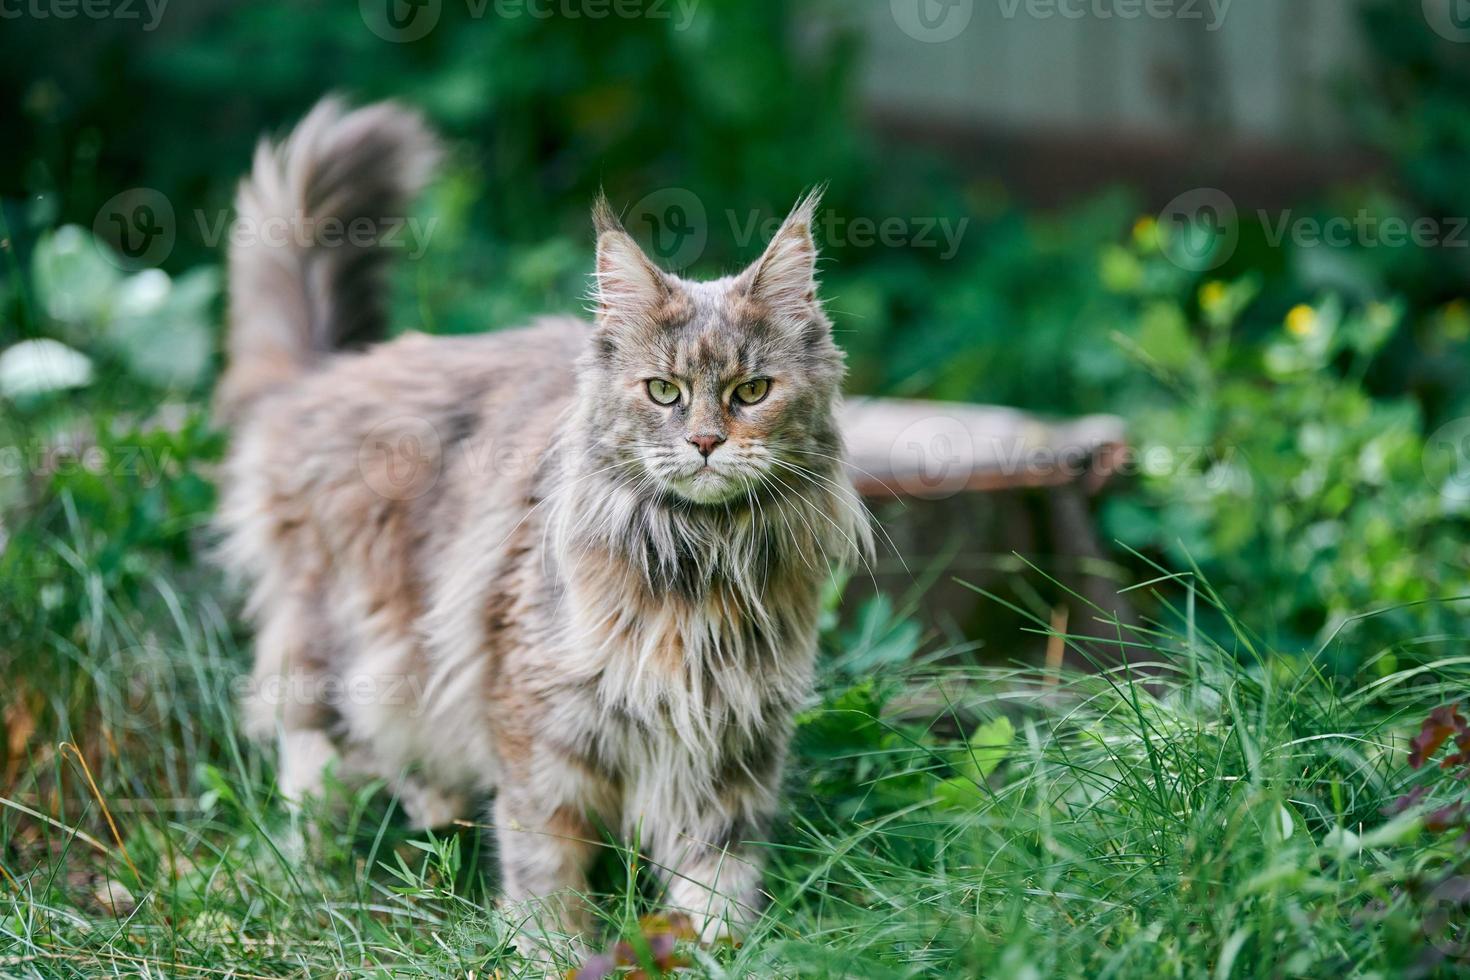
[216,99,870,947]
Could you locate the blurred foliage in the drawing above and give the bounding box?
[1100,223,1470,668]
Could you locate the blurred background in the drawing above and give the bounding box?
[5,0,1470,687]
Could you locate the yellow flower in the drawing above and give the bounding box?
[1285,304,1317,338]
[1443,298,1470,341]
[1199,280,1227,314]
[1132,215,1157,249]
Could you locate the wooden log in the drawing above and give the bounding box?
[838,397,1137,668]
[839,397,1126,499]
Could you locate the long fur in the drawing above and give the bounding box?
[215,96,439,420]
[216,98,871,950]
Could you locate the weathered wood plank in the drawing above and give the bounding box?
[839,397,1126,498]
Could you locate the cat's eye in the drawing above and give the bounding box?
[733,378,771,406]
[646,378,681,406]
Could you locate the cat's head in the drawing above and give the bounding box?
[580,192,845,506]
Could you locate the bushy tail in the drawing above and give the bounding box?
[216,97,440,421]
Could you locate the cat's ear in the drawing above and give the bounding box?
[743,189,822,320]
[592,194,669,327]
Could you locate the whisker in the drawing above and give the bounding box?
[757,472,821,578]
[763,467,869,591]
[770,456,897,575]
[785,445,905,502]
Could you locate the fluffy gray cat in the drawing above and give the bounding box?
[216,98,870,950]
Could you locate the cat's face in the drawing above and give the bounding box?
[584,193,845,506]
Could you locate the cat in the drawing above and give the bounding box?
[215,97,870,949]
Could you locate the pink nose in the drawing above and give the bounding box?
[688,433,726,458]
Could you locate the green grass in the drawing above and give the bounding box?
[3,518,1469,978]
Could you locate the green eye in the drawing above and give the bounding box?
[646,378,681,406]
[733,378,771,405]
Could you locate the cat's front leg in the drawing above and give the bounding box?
[653,815,769,944]
[494,778,600,956]
[646,732,789,942]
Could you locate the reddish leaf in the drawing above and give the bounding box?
[1410,703,1466,769]
[1451,728,1470,771]
[1425,803,1468,834]
[568,953,618,980]
[1385,785,1430,816]
[569,912,696,979]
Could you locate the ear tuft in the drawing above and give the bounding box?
[785,185,824,235]
[747,188,823,315]
[593,196,668,325]
[591,191,624,238]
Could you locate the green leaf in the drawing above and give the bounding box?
[31,225,123,339]
[837,594,922,675]
[1135,301,1202,376]
[0,339,94,400]
[960,715,1015,781]
[105,267,219,390]
[936,715,1015,810]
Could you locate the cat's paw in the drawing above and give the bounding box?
[499,897,592,971]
